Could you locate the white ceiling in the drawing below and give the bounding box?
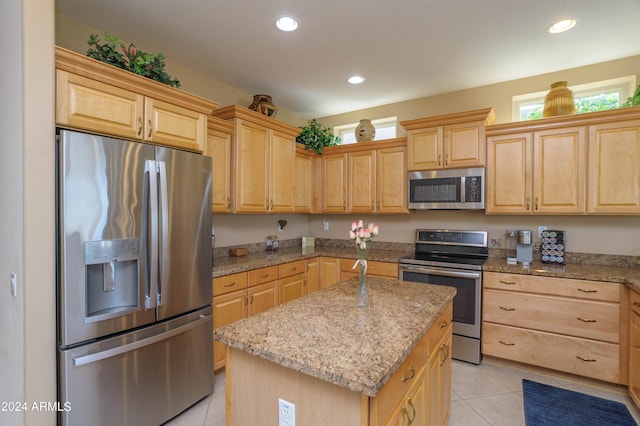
[56,0,640,120]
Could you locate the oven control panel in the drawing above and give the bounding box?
[416,229,487,247]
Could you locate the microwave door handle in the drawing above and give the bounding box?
[460,176,465,203]
[401,265,481,280]
[144,160,158,310]
[157,161,169,307]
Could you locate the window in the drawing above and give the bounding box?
[513,76,637,121]
[334,116,397,144]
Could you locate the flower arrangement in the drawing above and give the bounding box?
[349,220,379,307]
[349,220,379,252]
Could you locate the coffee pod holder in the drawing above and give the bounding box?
[540,230,565,264]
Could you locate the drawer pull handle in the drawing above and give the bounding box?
[577,317,597,323]
[499,340,515,346]
[440,320,448,329]
[500,306,516,311]
[223,281,236,287]
[634,302,640,308]
[577,288,598,293]
[406,396,416,424]
[499,280,516,285]
[401,366,415,382]
[576,355,596,362]
[260,274,270,279]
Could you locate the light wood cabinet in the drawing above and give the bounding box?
[348,145,408,214]
[400,108,495,171]
[306,257,320,294]
[294,145,315,213]
[278,260,308,304]
[322,153,348,213]
[486,106,640,215]
[55,47,216,152]
[588,119,640,213]
[212,272,248,371]
[629,289,640,407]
[321,138,408,213]
[248,281,278,317]
[482,272,625,384]
[340,258,398,280]
[427,322,452,426]
[206,117,234,213]
[319,257,341,289]
[486,126,586,214]
[210,105,299,213]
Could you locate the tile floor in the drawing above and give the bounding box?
[164,357,640,425]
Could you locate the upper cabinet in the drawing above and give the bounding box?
[400,108,495,170]
[319,138,408,214]
[55,46,218,152]
[206,117,234,213]
[486,106,640,215]
[210,105,299,213]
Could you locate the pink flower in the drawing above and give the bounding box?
[373,225,379,236]
[351,221,357,231]
[349,230,356,239]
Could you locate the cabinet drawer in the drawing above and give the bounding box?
[212,272,248,296]
[371,334,428,423]
[339,258,398,278]
[278,260,306,279]
[248,266,278,286]
[428,302,453,353]
[483,272,621,302]
[482,323,621,383]
[484,289,620,343]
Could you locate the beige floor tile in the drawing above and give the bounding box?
[463,393,525,426]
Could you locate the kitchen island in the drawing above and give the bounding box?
[214,276,456,425]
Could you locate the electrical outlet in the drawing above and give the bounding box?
[538,226,547,237]
[490,238,502,248]
[323,218,329,231]
[278,398,295,426]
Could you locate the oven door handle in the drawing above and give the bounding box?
[400,265,482,280]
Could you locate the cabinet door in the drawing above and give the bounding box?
[348,150,376,213]
[306,258,320,295]
[279,273,306,305]
[533,127,586,213]
[387,372,426,426]
[269,130,295,212]
[212,290,247,370]
[234,120,269,212]
[319,257,341,289]
[407,127,442,170]
[377,146,408,213]
[427,331,452,426]
[207,127,232,213]
[588,120,640,213]
[486,132,533,214]
[294,149,314,213]
[56,70,144,140]
[322,154,348,213]
[444,122,484,168]
[248,281,278,316]
[144,97,207,152]
[629,291,640,406]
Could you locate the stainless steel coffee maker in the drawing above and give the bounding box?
[516,230,533,266]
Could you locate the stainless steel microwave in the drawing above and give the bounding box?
[408,167,485,210]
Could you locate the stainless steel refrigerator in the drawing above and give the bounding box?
[56,129,213,426]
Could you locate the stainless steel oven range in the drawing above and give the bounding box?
[399,229,488,364]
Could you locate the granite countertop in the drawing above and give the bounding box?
[483,258,640,293]
[213,277,456,397]
[213,246,411,278]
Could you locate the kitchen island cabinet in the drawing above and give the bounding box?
[215,277,455,426]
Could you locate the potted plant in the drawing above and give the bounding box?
[86,33,181,88]
[296,119,341,154]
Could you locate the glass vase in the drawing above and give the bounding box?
[355,246,370,307]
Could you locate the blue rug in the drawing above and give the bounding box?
[523,379,637,426]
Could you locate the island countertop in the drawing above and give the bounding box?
[214,276,456,397]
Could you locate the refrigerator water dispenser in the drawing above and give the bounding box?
[84,239,141,322]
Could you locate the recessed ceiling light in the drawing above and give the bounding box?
[348,75,365,84]
[549,19,576,34]
[276,16,298,32]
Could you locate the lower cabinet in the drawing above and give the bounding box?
[339,258,398,280]
[278,260,307,304]
[482,272,625,384]
[629,289,640,406]
[370,301,452,426]
[319,257,341,289]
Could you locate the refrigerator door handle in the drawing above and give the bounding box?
[158,161,169,307]
[71,313,211,367]
[144,160,159,310]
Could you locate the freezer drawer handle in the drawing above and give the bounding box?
[72,313,211,367]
